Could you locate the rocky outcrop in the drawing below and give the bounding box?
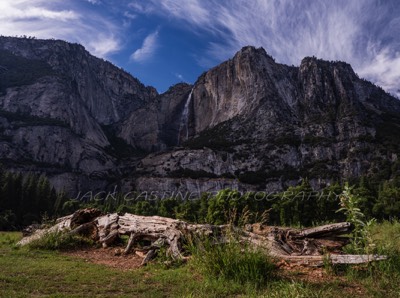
[0,37,157,124]
[0,36,159,191]
[1,37,400,195]
[190,46,297,134]
[133,47,400,193]
[118,83,193,151]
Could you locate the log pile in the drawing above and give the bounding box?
[18,208,386,266]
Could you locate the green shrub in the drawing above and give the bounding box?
[28,229,93,250]
[337,184,375,254]
[188,233,276,288]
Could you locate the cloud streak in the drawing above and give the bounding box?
[130,30,159,63]
[0,0,79,21]
[0,0,121,58]
[0,0,398,95]
[129,0,400,97]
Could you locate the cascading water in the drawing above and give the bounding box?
[178,89,193,145]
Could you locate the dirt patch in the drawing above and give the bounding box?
[63,247,144,270]
[64,248,366,295]
[277,260,366,296]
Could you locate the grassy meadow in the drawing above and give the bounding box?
[0,220,399,298]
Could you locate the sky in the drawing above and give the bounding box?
[0,0,399,97]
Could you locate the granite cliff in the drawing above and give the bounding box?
[0,37,399,195]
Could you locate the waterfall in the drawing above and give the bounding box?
[178,89,193,145]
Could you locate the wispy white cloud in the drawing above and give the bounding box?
[358,48,400,97]
[0,0,79,21]
[155,0,210,28]
[128,0,400,96]
[124,11,136,20]
[0,0,121,58]
[130,30,159,63]
[1,0,398,94]
[86,0,100,4]
[87,34,120,58]
[174,73,184,81]
[129,0,362,63]
[128,2,155,14]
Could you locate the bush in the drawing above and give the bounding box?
[28,229,93,250]
[337,184,375,254]
[188,233,276,288]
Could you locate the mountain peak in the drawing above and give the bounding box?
[300,56,356,76]
[1,37,400,196]
[235,45,275,61]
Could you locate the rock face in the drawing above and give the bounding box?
[118,83,193,151]
[0,37,183,189]
[1,37,400,196]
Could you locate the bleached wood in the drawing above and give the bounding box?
[17,209,387,267]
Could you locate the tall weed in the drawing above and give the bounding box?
[188,232,275,288]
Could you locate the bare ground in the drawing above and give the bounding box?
[63,247,143,270]
[64,248,366,295]
[277,260,366,295]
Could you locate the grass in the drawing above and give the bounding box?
[188,233,276,288]
[27,230,94,251]
[1,221,400,297]
[369,220,400,254]
[326,220,400,298]
[352,220,400,297]
[0,232,198,297]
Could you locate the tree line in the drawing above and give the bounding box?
[0,167,68,230]
[1,167,400,230]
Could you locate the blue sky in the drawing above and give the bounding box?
[0,0,399,97]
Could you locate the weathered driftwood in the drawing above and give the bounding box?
[17,209,387,266]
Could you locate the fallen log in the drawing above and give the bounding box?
[17,209,387,266]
